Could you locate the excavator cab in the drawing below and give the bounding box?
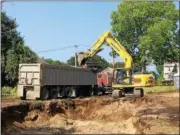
[114,68,133,85]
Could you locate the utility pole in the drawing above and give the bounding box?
[74,45,78,67]
[1,0,5,11]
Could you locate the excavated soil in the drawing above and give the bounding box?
[1,92,179,134]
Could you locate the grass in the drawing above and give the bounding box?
[30,101,45,110]
[1,85,178,99]
[144,85,178,93]
[20,101,29,106]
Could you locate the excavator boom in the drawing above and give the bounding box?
[77,31,133,69]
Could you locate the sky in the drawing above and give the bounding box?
[3,1,179,73]
[3,1,120,63]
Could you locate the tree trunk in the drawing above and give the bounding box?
[113,56,115,69]
[111,56,115,84]
[141,61,146,73]
[75,53,77,67]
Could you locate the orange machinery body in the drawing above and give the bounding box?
[97,72,113,87]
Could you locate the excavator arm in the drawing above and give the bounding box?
[77,31,133,69]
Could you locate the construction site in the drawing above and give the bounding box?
[1,91,179,134]
[1,1,180,135]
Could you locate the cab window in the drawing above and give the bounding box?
[98,74,102,78]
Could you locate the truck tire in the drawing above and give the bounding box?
[65,87,76,98]
[40,87,49,100]
[94,88,102,96]
[112,90,122,99]
[133,88,144,97]
[49,88,58,99]
[100,88,106,95]
[88,88,94,96]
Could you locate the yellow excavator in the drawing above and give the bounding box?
[77,30,154,98]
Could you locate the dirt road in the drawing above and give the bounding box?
[1,91,179,134]
[1,99,21,108]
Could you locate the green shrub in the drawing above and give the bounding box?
[30,101,44,110]
[144,86,177,93]
[20,101,28,106]
[2,86,17,98]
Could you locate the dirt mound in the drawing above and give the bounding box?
[2,93,179,134]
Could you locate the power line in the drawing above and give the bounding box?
[37,46,73,53]
[37,45,90,53]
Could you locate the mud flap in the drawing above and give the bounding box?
[71,88,77,98]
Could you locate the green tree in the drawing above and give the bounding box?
[1,12,37,86]
[172,28,180,62]
[45,58,55,64]
[45,58,66,65]
[109,49,118,69]
[156,64,164,82]
[109,62,124,68]
[19,45,37,63]
[5,49,19,85]
[111,1,179,72]
[67,55,78,67]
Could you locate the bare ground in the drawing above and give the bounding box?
[1,91,179,134]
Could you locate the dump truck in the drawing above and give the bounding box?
[17,64,105,100]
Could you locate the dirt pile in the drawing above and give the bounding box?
[2,92,179,134]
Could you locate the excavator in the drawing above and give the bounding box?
[77,30,154,98]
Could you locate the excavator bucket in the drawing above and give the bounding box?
[77,48,104,66]
[77,52,88,66]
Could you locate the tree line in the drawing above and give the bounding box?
[1,12,37,87]
[1,1,179,87]
[111,1,179,72]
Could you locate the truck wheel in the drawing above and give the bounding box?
[40,87,49,100]
[101,88,106,95]
[88,88,94,96]
[94,88,102,96]
[65,87,76,98]
[49,88,58,99]
[112,90,122,99]
[134,88,144,97]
